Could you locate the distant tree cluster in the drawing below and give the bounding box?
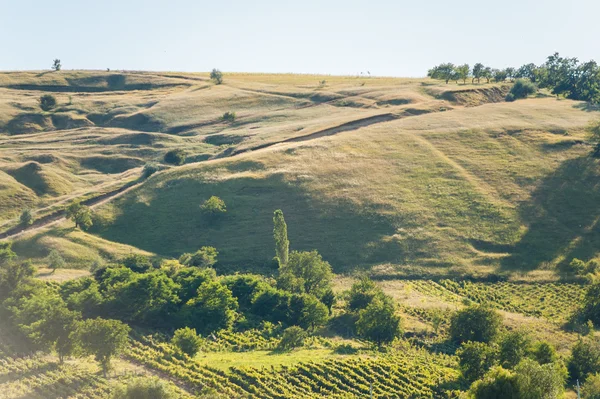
[428,53,600,103]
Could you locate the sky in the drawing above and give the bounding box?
[2,0,599,77]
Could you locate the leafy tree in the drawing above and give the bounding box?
[210,68,223,84]
[63,279,103,318]
[47,249,66,273]
[531,341,558,365]
[582,282,600,326]
[112,377,176,399]
[288,293,329,331]
[543,52,579,97]
[320,288,335,315]
[449,305,501,344]
[171,327,202,357]
[273,210,289,265]
[355,296,402,345]
[39,94,57,111]
[276,326,307,351]
[250,286,292,324]
[569,337,600,381]
[482,67,493,83]
[516,63,539,82]
[514,358,566,399]
[20,209,33,226]
[277,250,333,298]
[568,258,588,274]
[142,162,160,178]
[467,366,520,399]
[493,69,508,83]
[200,196,226,218]
[0,259,35,297]
[66,202,93,230]
[455,64,470,84]
[505,67,516,82]
[347,276,383,311]
[588,120,600,157]
[163,149,186,165]
[73,317,130,376]
[509,79,537,100]
[180,246,218,268]
[472,63,485,83]
[110,272,180,325]
[0,241,16,265]
[122,253,153,273]
[94,266,135,292]
[583,373,600,399]
[427,63,456,84]
[498,330,532,369]
[182,280,238,334]
[458,341,498,383]
[222,273,270,311]
[173,267,216,303]
[52,59,61,71]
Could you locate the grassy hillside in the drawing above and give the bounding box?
[0,71,598,277]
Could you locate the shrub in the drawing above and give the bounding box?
[568,258,588,274]
[180,246,218,268]
[276,326,306,351]
[20,209,33,226]
[450,305,501,344]
[531,341,558,365]
[458,341,498,383]
[505,93,516,102]
[347,276,383,311]
[163,149,186,165]
[66,202,93,230]
[277,250,333,298]
[112,377,176,399]
[355,296,402,345]
[122,253,153,273]
[498,330,532,369]
[52,59,61,71]
[513,358,566,399]
[221,111,236,122]
[468,366,519,399]
[47,249,66,272]
[210,68,223,84]
[39,94,57,111]
[569,337,600,381]
[172,327,202,357]
[181,280,238,334]
[583,373,600,399]
[509,79,537,99]
[142,162,160,178]
[200,196,227,218]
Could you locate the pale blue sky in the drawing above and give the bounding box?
[2,0,598,76]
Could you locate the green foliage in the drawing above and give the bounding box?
[47,249,66,272]
[569,258,588,274]
[181,280,238,334]
[173,267,216,303]
[510,79,537,99]
[0,241,16,265]
[583,373,600,399]
[273,210,289,266]
[277,250,333,298]
[222,273,270,310]
[569,337,600,381]
[20,208,33,226]
[450,305,502,344]
[531,341,558,365]
[221,111,236,122]
[320,287,335,314]
[467,366,520,398]
[172,327,202,357]
[458,341,498,383]
[498,330,532,369]
[200,196,227,218]
[73,317,130,374]
[347,276,383,311]
[513,358,566,399]
[122,253,153,273]
[276,326,307,351]
[355,296,402,345]
[455,64,470,84]
[493,69,508,83]
[505,93,516,102]
[180,246,218,268]
[112,377,176,399]
[210,68,223,84]
[52,59,61,71]
[39,94,57,111]
[142,162,160,178]
[588,121,600,157]
[66,201,93,230]
[0,259,35,296]
[427,63,457,84]
[472,63,485,83]
[163,149,186,166]
[288,293,329,331]
[582,282,600,327]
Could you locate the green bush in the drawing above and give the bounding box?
[163,149,186,165]
[112,377,176,399]
[583,373,600,399]
[122,253,153,273]
[142,162,160,178]
[458,341,498,383]
[450,305,501,344]
[39,94,57,111]
[355,296,402,346]
[221,111,236,122]
[171,327,202,357]
[210,68,223,84]
[200,196,226,217]
[505,93,516,102]
[20,209,33,226]
[180,246,218,268]
[509,79,537,100]
[276,326,307,351]
[569,337,600,381]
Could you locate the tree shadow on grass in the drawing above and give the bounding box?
[95,173,410,273]
[500,156,600,271]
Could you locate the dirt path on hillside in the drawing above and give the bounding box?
[0,111,401,241]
